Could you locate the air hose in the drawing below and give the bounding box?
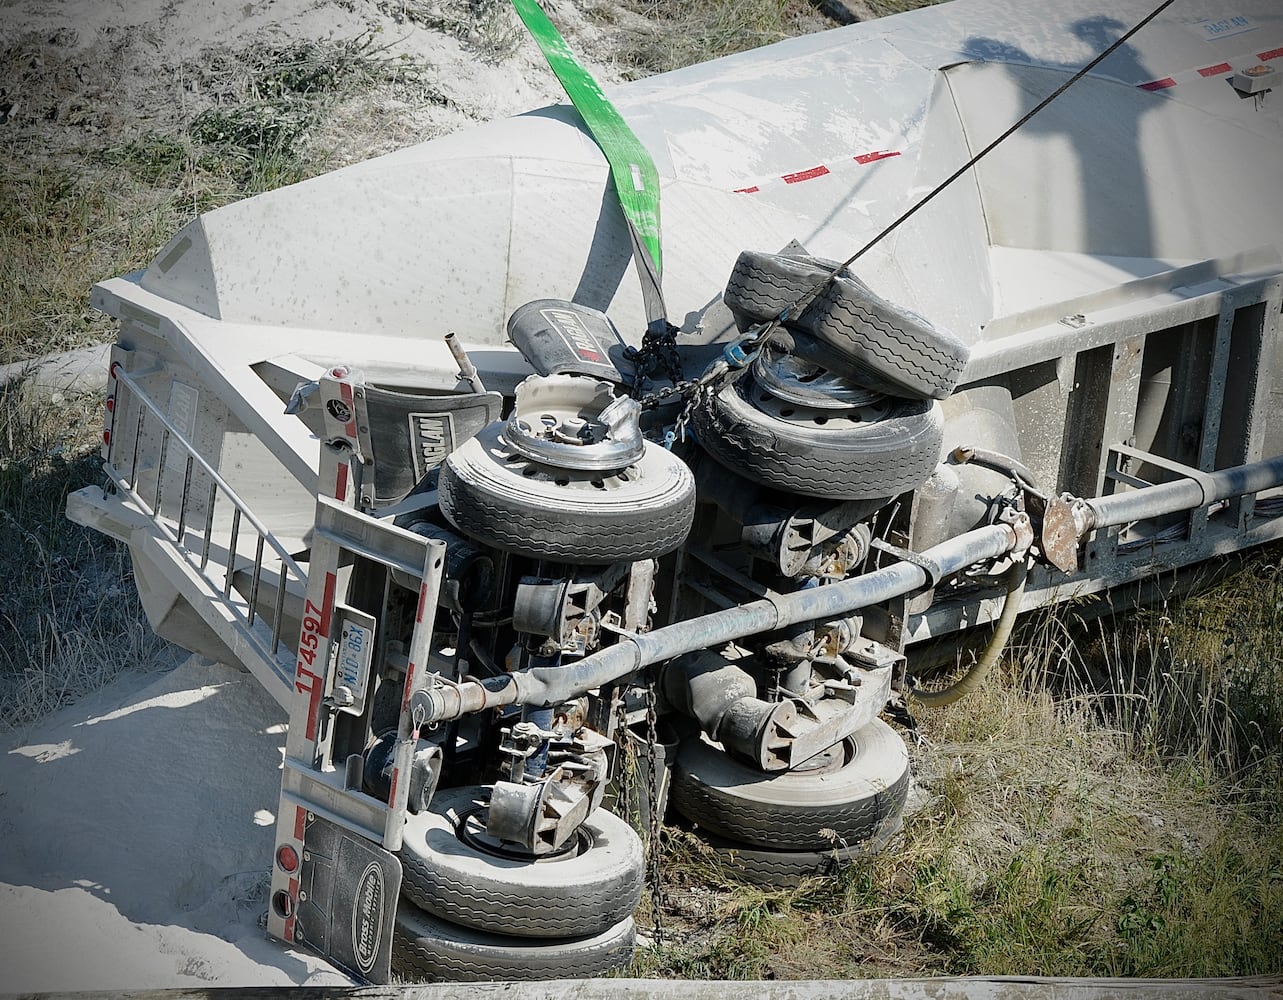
[908,555,1030,708]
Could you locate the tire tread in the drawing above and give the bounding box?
[393,904,635,982]
[440,463,693,564]
[693,375,943,499]
[670,720,911,851]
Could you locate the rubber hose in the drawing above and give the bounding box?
[909,555,1029,708]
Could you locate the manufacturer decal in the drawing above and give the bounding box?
[351,861,385,975]
[326,398,353,423]
[1184,15,1258,42]
[543,307,606,364]
[408,412,456,478]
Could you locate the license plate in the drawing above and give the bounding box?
[332,606,376,716]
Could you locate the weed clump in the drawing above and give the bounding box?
[378,0,525,63]
[0,383,176,729]
[618,0,832,77]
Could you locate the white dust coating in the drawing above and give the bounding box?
[0,656,353,990]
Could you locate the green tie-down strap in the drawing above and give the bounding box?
[510,0,668,329]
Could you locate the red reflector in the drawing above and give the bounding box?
[276,844,299,873]
[105,397,115,413]
[109,362,121,378]
[330,366,349,378]
[102,430,111,446]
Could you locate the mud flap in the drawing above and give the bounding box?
[294,814,402,984]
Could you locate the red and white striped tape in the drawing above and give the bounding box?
[734,148,901,194]
[1138,43,1281,91]
[734,43,1279,194]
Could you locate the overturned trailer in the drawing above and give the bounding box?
[67,0,1283,983]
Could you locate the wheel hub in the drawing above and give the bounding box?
[456,805,594,863]
[745,369,894,427]
[502,374,645,472]
[752,348,883,411]
[789,735,857,776]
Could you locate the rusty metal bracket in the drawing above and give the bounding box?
[1040,494,1084,573]
[870,537,945,587]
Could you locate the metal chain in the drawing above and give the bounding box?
[629,322,765,452]
[625,321,685,397]
[636,379,697,412]
[644,667,665,946]
[611,685,635,824]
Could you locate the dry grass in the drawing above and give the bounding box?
[0,28,438,726]
[637,559,1283,978]
[616,0,833,77]
[377,0,527,63]
[0,383,178,728]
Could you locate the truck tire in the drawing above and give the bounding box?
[440,423,695,564]
[399,786,644,939]
[393,901,635,982]
[722,249,970,400]
[693,816,902,888]
[797,275,970,400]
[723,250,842,331]
[693,372,943,500]
[670,719,910,851]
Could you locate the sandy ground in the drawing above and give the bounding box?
[0,0,623,162]
[0,655,354,989]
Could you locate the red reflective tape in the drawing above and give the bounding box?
[734,185,760,194]
[416,582,430,623]
[402,661,417,710]
[303,669,323,740]
[1198,62,1232,77]
[782,165,830,184]
[284,874,300,940]
[1139,77,1177,91]
[854,150,900,164]
[387,768,399,805]
[299,573,337,742]
[294,805,306,841]
[335,461,348,501]
[1258,47,1283,61]
[321,572,336,637]
[339,382,358,439]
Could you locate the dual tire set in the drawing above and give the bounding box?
[392,787,643,982]
[697,250,971,502]
[668,718,911,886]
[392,720,911,981]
